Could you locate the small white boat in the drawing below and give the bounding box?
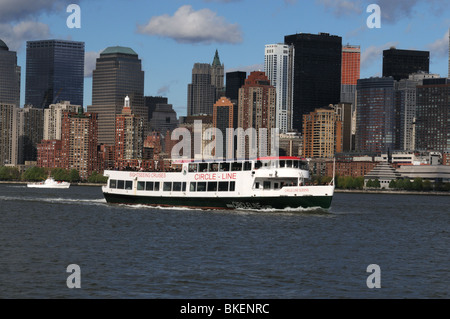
[27,177,70,189]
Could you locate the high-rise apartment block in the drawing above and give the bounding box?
[25,40,84,108]
[341,45,360,105]
[237,72,276,159]
[43,101,80,140]
[302,106,343,159]
[0,39,21,107]
[88,46,145,145]
[415,78,450,153]
[0,103,18,165]
[382,47,429,81]
[356,77,396,154]
[60,109,99,180]
[17,105,44,163]
[264,44,294,133]
[284,32,342,133]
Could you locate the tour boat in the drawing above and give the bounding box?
[102,157,335,211]
[27,177,71,189]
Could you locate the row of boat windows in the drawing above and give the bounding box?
[187,160,307,172]
[109,179,236,192]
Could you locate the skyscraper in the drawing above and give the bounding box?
[237,72,276,159]
[115,96,144,168]
[284,32,342,133]
[341,45,360,105]
[0,39,21,107]
[382,47,429,81]
[43,101,80,140]
[25,40,84,108]
[225,71,246,104]
[415,78,450,153]
[264,43,294,133]
[211,50,225,98]
[187,63,216,116]
[356,77,395,154]
[88,46,145,145]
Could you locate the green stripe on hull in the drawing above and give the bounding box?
[103,193,333,210]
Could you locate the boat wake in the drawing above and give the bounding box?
[0,195,107,206]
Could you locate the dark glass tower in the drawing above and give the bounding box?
[356,77,396,154]
[25,40,84,108]
[0,39,21,106]
[284,32,342,133]
[225,71,246,104]
[382,48,429,81]
[88,46,145,145]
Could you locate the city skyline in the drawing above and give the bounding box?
[0,0,449,118]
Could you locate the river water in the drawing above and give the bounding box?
[0,183,448,299]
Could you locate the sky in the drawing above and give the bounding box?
[1,0,449,117]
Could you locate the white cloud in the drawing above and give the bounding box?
[0,0,79,23]
[361,41,398,70]
[136,5,243,44]
[84,51,100,78]
[427,29,449,58]
[226,63,264,75]
[0,21,51,52]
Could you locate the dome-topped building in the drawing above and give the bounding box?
[0,39,9,50]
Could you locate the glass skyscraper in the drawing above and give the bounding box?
[25,40,84,108]
[284,32,342,133]
[0,39,21,106]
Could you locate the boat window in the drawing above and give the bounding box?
[197,182,206,192]
[125,181,133,190]
[137,181,145,190]
[109,179,117,189]
[243,161,252,171]
[117,180,125,189]
[219,162,230,172]
[189,163,198,172]
[232,162,242,171]
[286,160,292,168]
[209,163,218,172]
[173,182,181,192]
[263,161,270,168]
[300,161,308,170]
[163,182,172,192]
[255,182,260,189]
[263,181,271,189]
[145,181,154,191]
[182,182,186,192]
[190,182,196,192]
[218,181,228,192]
[229,181,236,192]
[199,163,208,172]
[207,181,217,192]
[255,161,262,169]
[154,182,160,191]
[274,182,279,189]
[280,160,285,168]
[293,160,299,168]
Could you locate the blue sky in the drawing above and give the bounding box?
[1,0,449,117]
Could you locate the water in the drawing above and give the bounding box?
[0,183,448,299]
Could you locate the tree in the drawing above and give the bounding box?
[412,178,423,191]
[22,166,47,181]
[87,171,108,183]
[423,180,432,191]
[389,179,397,189]
[0,166,20,181]
[51,168,70,181]
[68,169,80,182]
[373,179,381,188]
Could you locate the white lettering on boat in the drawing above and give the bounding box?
[129,172,167,179]
[194,173,237,181]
